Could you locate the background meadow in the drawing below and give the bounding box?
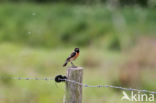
[0,1,156,103]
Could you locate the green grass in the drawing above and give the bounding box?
[0,3,156,49]
[0,43,156,103]
[0,3,156,103]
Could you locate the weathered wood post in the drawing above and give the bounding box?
[64,67,83,103]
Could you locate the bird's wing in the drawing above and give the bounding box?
[70,52,76,58]
[66,52,76,61]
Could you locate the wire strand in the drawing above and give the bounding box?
[65,79,156,94]
[0,76,156,94]
[0,77,54,80]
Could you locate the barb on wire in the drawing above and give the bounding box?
[65,79,156,94]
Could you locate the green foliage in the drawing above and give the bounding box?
[0,43,155,103]
[1,0,156,7]
[0,3,155,103]
[0,3,156,50]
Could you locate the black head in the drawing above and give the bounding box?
[74,48,79,53]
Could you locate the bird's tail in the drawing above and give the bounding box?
[63,61,68,67]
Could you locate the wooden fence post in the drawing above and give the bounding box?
[64,67,83,103]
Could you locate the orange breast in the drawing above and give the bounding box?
[74,52,79,59]
[69,52,79,61]
[72,52,79,60]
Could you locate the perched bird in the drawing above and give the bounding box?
[63,48,80,67]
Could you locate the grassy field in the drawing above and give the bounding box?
[0,42,156,103]
[0,3,156,103]
[0,3,156,49]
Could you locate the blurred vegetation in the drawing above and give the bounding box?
[0,3,156,50]
[0,43,156,103]
[1,0,156,7]
[0,2,156,103]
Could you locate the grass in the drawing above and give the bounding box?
[0,42,156,103]
[0,3,156,103]
[0,3,156,49]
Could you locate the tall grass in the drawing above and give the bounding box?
[0,3,156,49]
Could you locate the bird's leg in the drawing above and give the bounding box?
[71,62,77,68]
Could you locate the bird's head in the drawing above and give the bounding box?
[74,48,79,53]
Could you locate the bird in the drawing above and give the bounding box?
[63,48,79,68]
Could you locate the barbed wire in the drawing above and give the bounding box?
[0,76,156,94]
[0,77,54,81]
[65,79,156,94]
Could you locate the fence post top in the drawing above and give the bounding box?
[67,67,83,70]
